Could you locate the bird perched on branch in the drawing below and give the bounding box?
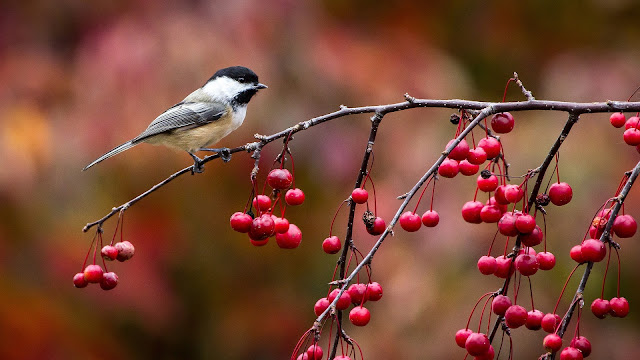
[83,66,267,173]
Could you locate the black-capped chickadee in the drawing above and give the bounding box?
[83,66,266,172]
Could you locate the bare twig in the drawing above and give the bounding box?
[83,99,640,232]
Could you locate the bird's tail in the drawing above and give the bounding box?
[82,141,137,171]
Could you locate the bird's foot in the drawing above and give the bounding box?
[198,147,232,163]
[188,152,205,174]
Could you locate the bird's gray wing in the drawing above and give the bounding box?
[132,102,227,143]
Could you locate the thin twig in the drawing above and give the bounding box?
[329,112,384,359]
[83,99,640,232]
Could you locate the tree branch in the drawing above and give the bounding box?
[83,99,640,233]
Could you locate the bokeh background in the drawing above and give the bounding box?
[2,0,640,359]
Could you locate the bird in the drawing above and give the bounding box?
[83,66,267,173]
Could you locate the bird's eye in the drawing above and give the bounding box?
[238,77,245,82]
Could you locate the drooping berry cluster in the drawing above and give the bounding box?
[610,112,640,151]
[230,140,306,249]
[74,215,133,290]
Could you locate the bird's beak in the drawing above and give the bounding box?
[255,83,268,90]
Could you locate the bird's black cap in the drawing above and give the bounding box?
[208,66,260,85]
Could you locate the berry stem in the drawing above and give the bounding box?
[552,263,581,315]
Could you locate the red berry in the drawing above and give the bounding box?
[591,298,610,319]
[248,214,275,241]
[230,212,253,233]
[114,240,135,262]
[366,217,386,235]
[351,188,368,204]
[498,212,519,237]
[83,264,104,283]
[491,112,515,134]
[478,137,501,159]
[505,305,528,328]
[348,283,369,305]
[477,174,499,192]
[306,344,323,360]
[100,271,118,290]
[504,184,524,203]
[515,214,536,234]
[477,255,497,275]
[543,334,563,352]
[253,195,272,211]
[458,160,479,176]
[570,245,584,263]
[322,236,342,254]
[570,336,592,357]
[275,224,302,249]
[101,245,118,261]
[314,297,330,316]
[267,168,293,189]
[480,205,502,223]
[366,282,383,301]
[455,328,473,348]
[285,188,305,206]
[296,353,309,360]
[515,253,539,276]
[467,147,487,165]
[613,214,637,238]
[625,116,639,129]
[399,211,422,232]
[447,139,470,161]
[560,347,583,360]
[494,185,510,205]
[491,295,512,316]
[541,313,561,333]
[580,239,606,262]
[536,252,556,270]
[329,289,352,310]
[273,216,290,234]
[494,255,514,279]
[73,272,88,288]
[549,182,573,206]
[250,238,269,247]
[526,309,544,330]
[421,210,439,227]
[438,158,459,178]
[349,306,371,326]
[610,112,626,128]
[609,297,630,317]
[624,127,640,145]
[521,225,543,247]
[588,225,602,239]
[461,201,483,224]
[465,332,490,356]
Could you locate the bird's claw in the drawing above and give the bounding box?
[220,148,232,162]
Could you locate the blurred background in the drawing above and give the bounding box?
[2,0,640,359]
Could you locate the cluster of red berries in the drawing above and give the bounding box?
[313,282,383,328]
[73,240,134,290]
[455,329,494,359]
[544,333,592,360]
[295,344,324,360]
[230,168,306,248]
[610,112,640,150]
